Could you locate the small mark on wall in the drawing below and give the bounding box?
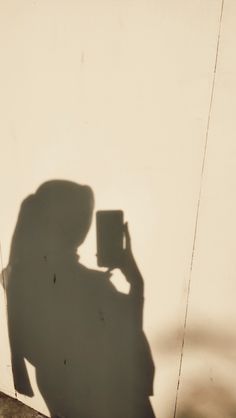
[98,310,105,322]
[81,52,85,65]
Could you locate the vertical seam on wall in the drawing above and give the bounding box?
[173,1,225,417]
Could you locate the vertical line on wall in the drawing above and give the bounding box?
[173,1,225,417]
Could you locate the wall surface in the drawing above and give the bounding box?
[0,1,235,417]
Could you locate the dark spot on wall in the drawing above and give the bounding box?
[98,310,105,322]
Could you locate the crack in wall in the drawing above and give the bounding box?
[173,1,226,417]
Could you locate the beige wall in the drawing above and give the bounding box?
[0,1,234,417]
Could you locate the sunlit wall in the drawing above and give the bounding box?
[1,1,235,417]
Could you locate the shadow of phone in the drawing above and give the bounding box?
[96,210,124,268]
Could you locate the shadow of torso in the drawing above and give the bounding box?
[7,254,154,418]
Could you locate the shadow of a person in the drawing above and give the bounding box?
[4,180,155,418]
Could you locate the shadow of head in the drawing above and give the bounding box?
[9,180,94,262]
